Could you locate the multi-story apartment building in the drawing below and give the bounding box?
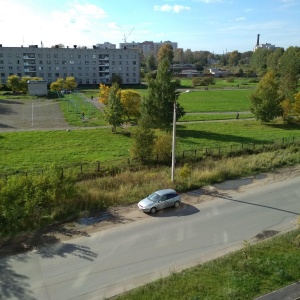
[119,40,178,57]
[0,44,140,85]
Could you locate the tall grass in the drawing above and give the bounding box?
[76,145,300,209]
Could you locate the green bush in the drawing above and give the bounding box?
[0,166,77,236]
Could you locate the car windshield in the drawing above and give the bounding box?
[147,192,161,202]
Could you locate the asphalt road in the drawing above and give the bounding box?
[1,175,300,300]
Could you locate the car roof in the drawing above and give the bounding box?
[155,189,177,196]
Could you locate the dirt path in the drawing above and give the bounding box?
[1,164,300,259]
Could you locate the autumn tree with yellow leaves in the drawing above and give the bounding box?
[281,92,300,123]
[99,84,141,121]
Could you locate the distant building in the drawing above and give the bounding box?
[209,68,231,77]
[253,34,279,51]
[95,42,116,49]
[119,40,178,57]
[0,44,140,85]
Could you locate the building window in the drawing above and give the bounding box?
[47,54,51,58]
[85,61,89,65]
[54,60,59,64]
[48,73,52,77]
[70,60,74,64]
[62,60,67,64]
[46,60,51,64]
[39,66,43,70]
[56,66,59,70]
[55,73,59,77]
[78,54,81,58]
[78,67,82,70]
[54,54,58,58]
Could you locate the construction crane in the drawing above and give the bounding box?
[123,27,135,43]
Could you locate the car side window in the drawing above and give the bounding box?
[160,195,167,201]
[166,193,176,200]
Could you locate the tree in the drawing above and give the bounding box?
[50,78,66,92]
[111,73,122,85]
[229,50,241,66]
[120,90,141,121]
[130,126,155,162]
[146,54,157,71]
[65,76,77,91]
[98,84,110,105]
[183,49,194,64]
[142,58,185,129]
[281,92,300,123]
[157,44,174,64]
[153,131,172,162]
[7,75,21,92]
[267,48,284,71]
[250,48,271,72]
[250,71,283,122]
[7,75,42,93]
[279,47,300,99]
[103,83,123,132]
[173,48,184,64]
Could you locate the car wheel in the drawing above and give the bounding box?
[150,207,157,214]
[174,201,180,208]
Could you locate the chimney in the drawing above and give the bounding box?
[256,34,260,46]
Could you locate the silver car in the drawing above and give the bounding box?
[138,189,181,214]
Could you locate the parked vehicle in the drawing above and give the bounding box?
[138,189,181,214]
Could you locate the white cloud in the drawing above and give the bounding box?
[193,0,223,3]
[154,4,190,13]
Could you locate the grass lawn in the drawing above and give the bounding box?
[1,121,300,175]
[0,128,133,174]
[58,93,107,126]
[178,89,252,112]
[179,113,254,122]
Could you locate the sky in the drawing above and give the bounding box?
[0,0,299,54]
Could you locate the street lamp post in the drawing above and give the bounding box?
[171,90,189,182]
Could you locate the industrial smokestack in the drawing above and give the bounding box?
[256,34,260,46]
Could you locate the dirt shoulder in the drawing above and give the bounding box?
[1,164,300,259]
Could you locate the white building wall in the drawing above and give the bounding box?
[0,45,140,85]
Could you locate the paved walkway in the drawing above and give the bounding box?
[255,282,300,300]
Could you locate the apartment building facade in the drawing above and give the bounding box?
[119,40,178,57]
[0,44,140,85]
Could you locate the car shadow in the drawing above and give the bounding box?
[148,202,200,218]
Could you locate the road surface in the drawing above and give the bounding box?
[1,173,300,299]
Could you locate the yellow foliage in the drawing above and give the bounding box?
[153,131,172,161]
[98,84,110,105]
[120,90,141,120]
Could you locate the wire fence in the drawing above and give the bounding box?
[1,136,300,180]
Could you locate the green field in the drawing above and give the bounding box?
[178,89,252,112]
[1,121,300,174]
